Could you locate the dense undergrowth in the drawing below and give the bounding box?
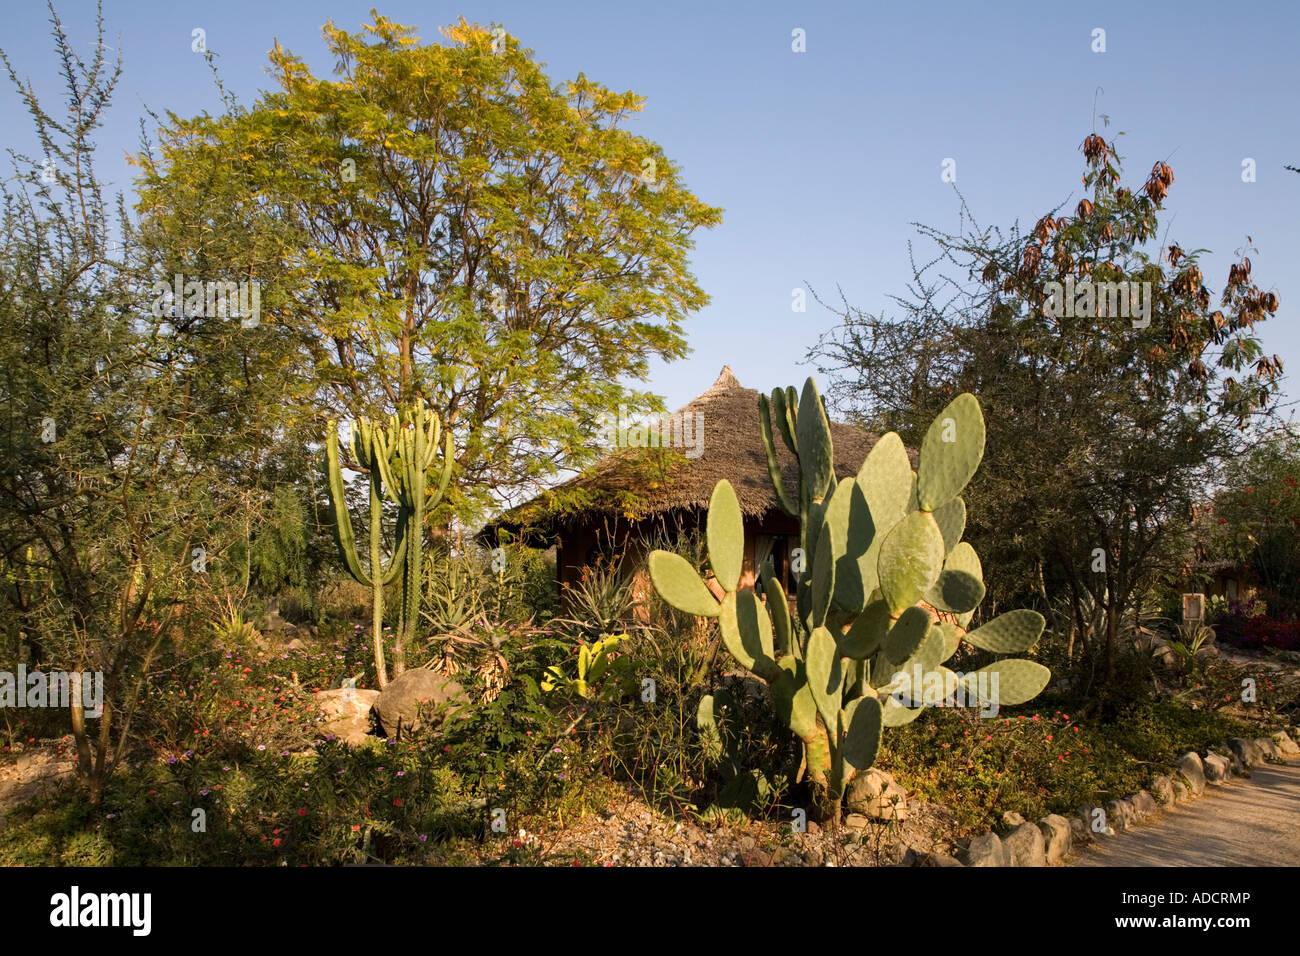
[3,548,1298,865]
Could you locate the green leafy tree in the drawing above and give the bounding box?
[811,125,1284,687]
[1208,429,1300,615]
[133,13,722,523]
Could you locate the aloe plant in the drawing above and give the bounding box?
[325,402,454,687]
[542,633,631,699]
[648,378,1050,819]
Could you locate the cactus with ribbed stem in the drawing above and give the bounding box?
[649,378,1050,821]
[324,402,454,686]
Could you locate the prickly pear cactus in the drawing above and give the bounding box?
[648,378,1049,819]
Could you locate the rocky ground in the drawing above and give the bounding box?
[0,740,76,831]
[478,788,964,866]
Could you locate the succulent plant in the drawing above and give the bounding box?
[649,378,1050,819]
[325,402,454,686]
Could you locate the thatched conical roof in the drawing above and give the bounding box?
[482,366,882,540]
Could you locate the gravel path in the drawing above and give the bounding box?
[1073,759,1300,867]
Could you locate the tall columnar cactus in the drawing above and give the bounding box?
[382,402,455,676]
[325,402,453,687]
[648,378,1050,820]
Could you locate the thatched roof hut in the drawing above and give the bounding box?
[481,366,882,597]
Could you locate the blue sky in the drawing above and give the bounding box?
[4,0,1297,414]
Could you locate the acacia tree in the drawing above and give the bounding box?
[811,126,1284,686]
[0,6,269,802]
[133,13,723,523]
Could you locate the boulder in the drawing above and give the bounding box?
[846,768,909,821]
[1176,751,1206,794]
[1001,810,1026,827]
[1172,779,1190,804]
[1037,814,1072,864]
[1273,731,1300,756]
[1105,799,1132,831]
[1229,737,1265,767]
[371,668,469,738]
[1004,822,1047,867]
[1150,775,1175,807]
[1069,814,1094,845]
[1078,803,1111,837]
[315,686,380,746]
[1148,638,1180,670]
[1202,752,1232,783]
[919,850,964,867]
[1216,745,1247,775]
[1129,790,1158,820]
[962,832,1010,867]
[1257,737,1283,760]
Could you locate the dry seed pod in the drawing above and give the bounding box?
[1082,133,1109,162]
[1077,199,1094,218]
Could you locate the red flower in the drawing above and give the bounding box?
[393,798,403,807]
[273,838,282,847]
[298,807,307,816]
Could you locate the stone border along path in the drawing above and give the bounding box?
[937,730,1300,867]
[1071,751,1300,867]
